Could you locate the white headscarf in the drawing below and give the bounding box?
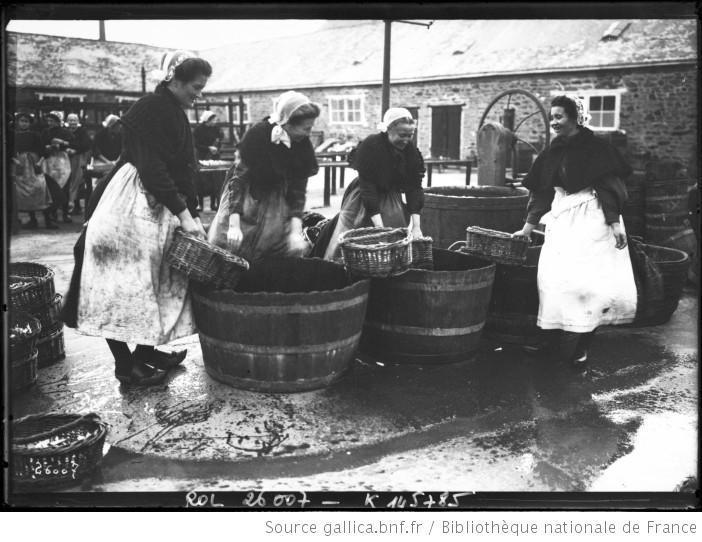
[159,50,196,82]
[102,114,120,128]
[377,107,414,132]
[66,113,81,127]
[200,111,217,124]
[269,91,312,148]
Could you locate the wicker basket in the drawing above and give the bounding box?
[9,262,56,311]
[12,413,108,489]
[411,237,434,270]
[37,322,66,367]
[464,226,529,265]
[339,227,412,278]
[10,311,42,362]
[12,349,39,392]
[166,228,249,289]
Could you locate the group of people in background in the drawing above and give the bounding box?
[9,110,124,230]
[13,48,632,387]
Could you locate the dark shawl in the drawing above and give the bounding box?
[523,126,632,225]
[227,119,318,219]
[350,132,425,216]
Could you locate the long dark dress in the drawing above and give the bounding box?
[193,123,222,160]
[311,132,425,260]
[207,119,318,262]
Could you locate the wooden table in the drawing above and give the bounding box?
[319,161,350,207]
[425,159,474,187]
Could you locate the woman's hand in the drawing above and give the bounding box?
[178,210,205,238]
[409,213,423,239]
[370,214,384,228]
[287,216,307,256]
[611,222,627,249]
[193,216,207,237]
[208,146,218,155]
[227,213,243,251]
[512,223,536,240]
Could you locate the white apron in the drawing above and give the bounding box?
[537,187,637,333]
[43,150,72,188]
[13,152,52,211]
[76,163,195,345]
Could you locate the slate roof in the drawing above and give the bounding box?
[202,19,698,92]
[7,19,697,93]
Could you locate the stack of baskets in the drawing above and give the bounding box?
[12,412,108,489]
[9,311,42,391]
[166,228,250,289]
[461,226,530,265]
[10,262,65,367]
[338,227,413,278]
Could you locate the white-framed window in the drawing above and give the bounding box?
[550,89,625,131]
[328,95,364,124]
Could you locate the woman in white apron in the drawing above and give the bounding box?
[208,91,320,261]
[310,108,426,260]
[67,51,211,387]
[10,112,56,229]
[513,95,637,370]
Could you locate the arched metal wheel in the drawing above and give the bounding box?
[478,89,551,178]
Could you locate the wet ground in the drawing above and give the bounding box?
[7,194,699,495]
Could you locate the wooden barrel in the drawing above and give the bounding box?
[191,257,369,393]
[423,186,529,249]
[623,170,646,238]
[635,244,691,326]
[361,248,495,364]
[645,161,690,243]
[485,246,542,345]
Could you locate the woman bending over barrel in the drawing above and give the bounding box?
[311,107,426,260]
[512,95,636,372]
[208,91,320,261]
[64,51,210,387]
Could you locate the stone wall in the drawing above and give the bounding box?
[210,63,698,173]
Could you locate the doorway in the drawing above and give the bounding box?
[430,105,462,159]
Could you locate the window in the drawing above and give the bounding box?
[36,92,86,102]
[328,95,364,124]
[230,99,250,125]
[550,89,624,131]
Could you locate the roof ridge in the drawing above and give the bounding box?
[7,30,168,52]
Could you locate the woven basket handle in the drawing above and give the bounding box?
[448,241,467,252]
[13,412,101,444]
[345,227,408,244]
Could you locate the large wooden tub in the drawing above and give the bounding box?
[423,186,529,248]
[361,248,495,364]
[192,257,370,392]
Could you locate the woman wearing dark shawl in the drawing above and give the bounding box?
[513,95,637,370]
[207,91,320,261]
[311,107,426,260]
[62,51,211,387]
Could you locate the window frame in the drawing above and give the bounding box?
[549,89,625,132]
[327,95,365,125]
[230,98,250,125]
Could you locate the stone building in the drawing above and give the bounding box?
[6,19,698,171]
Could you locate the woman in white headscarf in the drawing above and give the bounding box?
[311,107,426,260]
[63,50,212,387]
[208,91,320,262]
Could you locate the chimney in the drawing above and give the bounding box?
[99,20,106,41]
